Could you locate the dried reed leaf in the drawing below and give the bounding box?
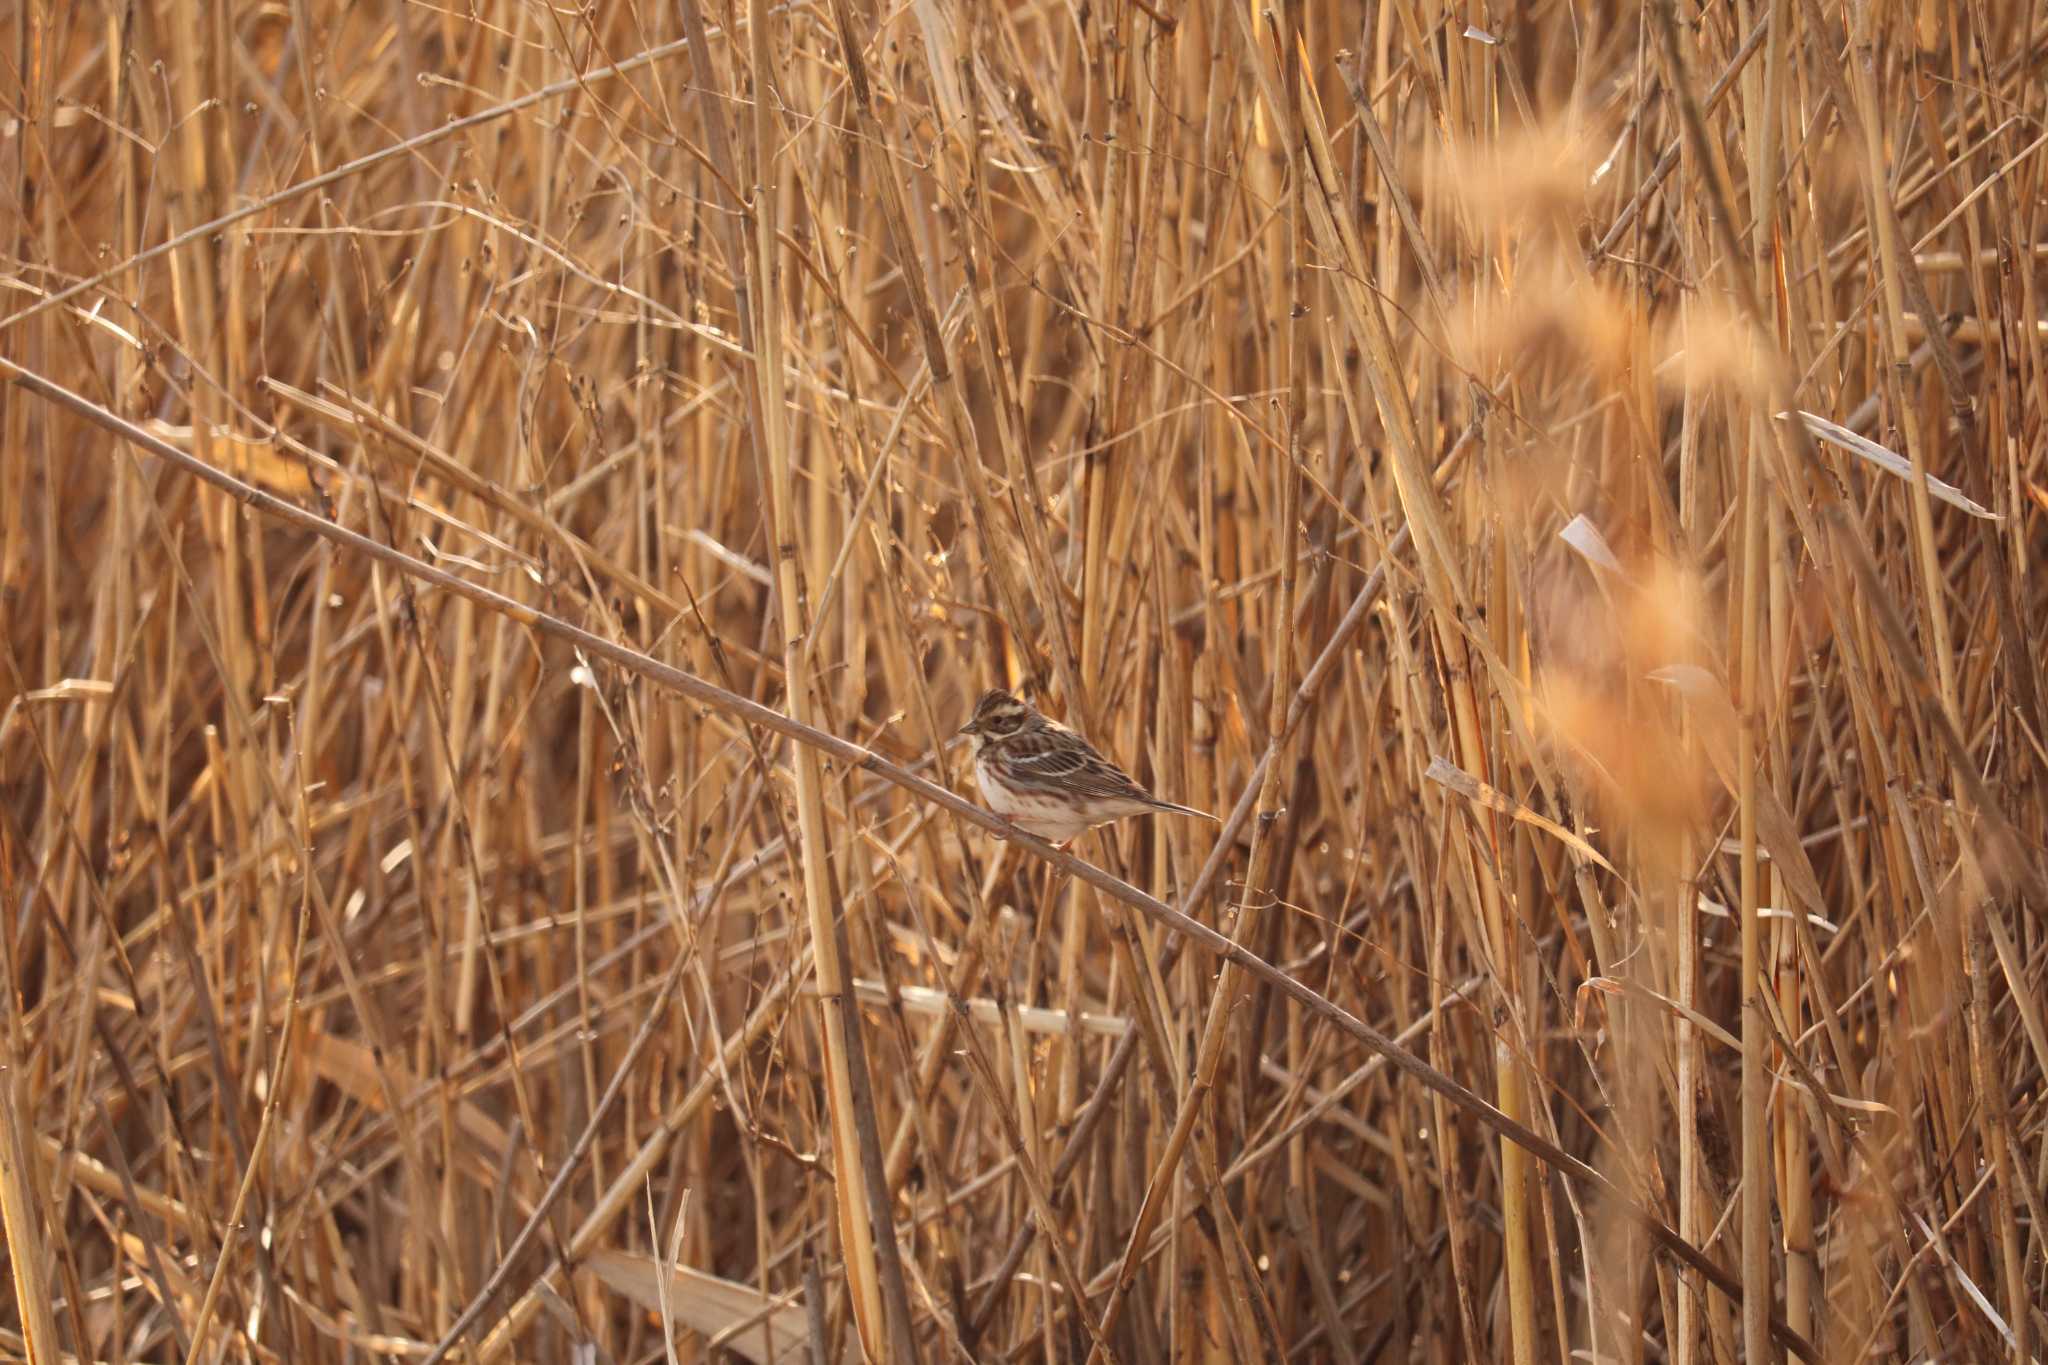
[1557,514,1623,576]
[1424,754,1620,877]
[584,1250,838,1364]
[1782,410,2000,519]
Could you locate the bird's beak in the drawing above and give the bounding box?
[956,720,979,737]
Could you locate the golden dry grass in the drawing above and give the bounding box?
[2,0,2046,1361]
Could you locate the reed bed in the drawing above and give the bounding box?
[2,0,2045,1359]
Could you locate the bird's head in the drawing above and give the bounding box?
[959,688,1033,749]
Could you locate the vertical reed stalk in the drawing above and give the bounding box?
[740,4,888,1351]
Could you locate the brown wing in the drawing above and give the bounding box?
[1005,727,1155,804]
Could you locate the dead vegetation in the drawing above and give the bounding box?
[2,0,2046,1360]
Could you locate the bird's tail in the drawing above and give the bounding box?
[1150,798,1219,821]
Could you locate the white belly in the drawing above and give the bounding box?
[973,755,1096,843]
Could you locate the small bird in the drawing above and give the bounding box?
[958,687,1216,844]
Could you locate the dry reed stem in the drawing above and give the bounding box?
[5,0,2048,1360]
